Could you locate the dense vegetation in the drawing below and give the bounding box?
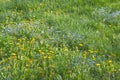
[0,0,120,80]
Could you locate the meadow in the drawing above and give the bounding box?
[0,0,120,80]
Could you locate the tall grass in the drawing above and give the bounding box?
[0,0,120,80]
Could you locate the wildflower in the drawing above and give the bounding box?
[49,51,54,54]
[96,63,101,67]
[43,56,47,59]
[108,60,112,63]
[48,56,51,59]
[11,53,17,59]
[25,68,28,72]
[88,50,94,54]
[12,53,16,56]
[39,50,45,55]
[41,52,45,55]
[18,38,22,42]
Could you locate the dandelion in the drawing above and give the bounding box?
[43,56,48,59]
[88,50,94,54]
[11,53,17,59]
[41,52,45,55]
[108,60,112,63]
[49,51,54,54]
[12,53,17,56]
[25,68,28,72]
[39,50,45,55]
[96,63,101,67]
[48,56,51,59]
[18,38,22,42]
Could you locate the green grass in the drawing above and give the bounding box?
[0,0,120,80]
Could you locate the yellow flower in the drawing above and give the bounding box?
[88,50,94,54]
[41,52,45,55]
[18,38,22,42]
[108,60,112,63]
[12,53,17,56]
[49,51,54,54]
[43,56,47,59]
[96,63,101,67]
[48,56,51,59]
